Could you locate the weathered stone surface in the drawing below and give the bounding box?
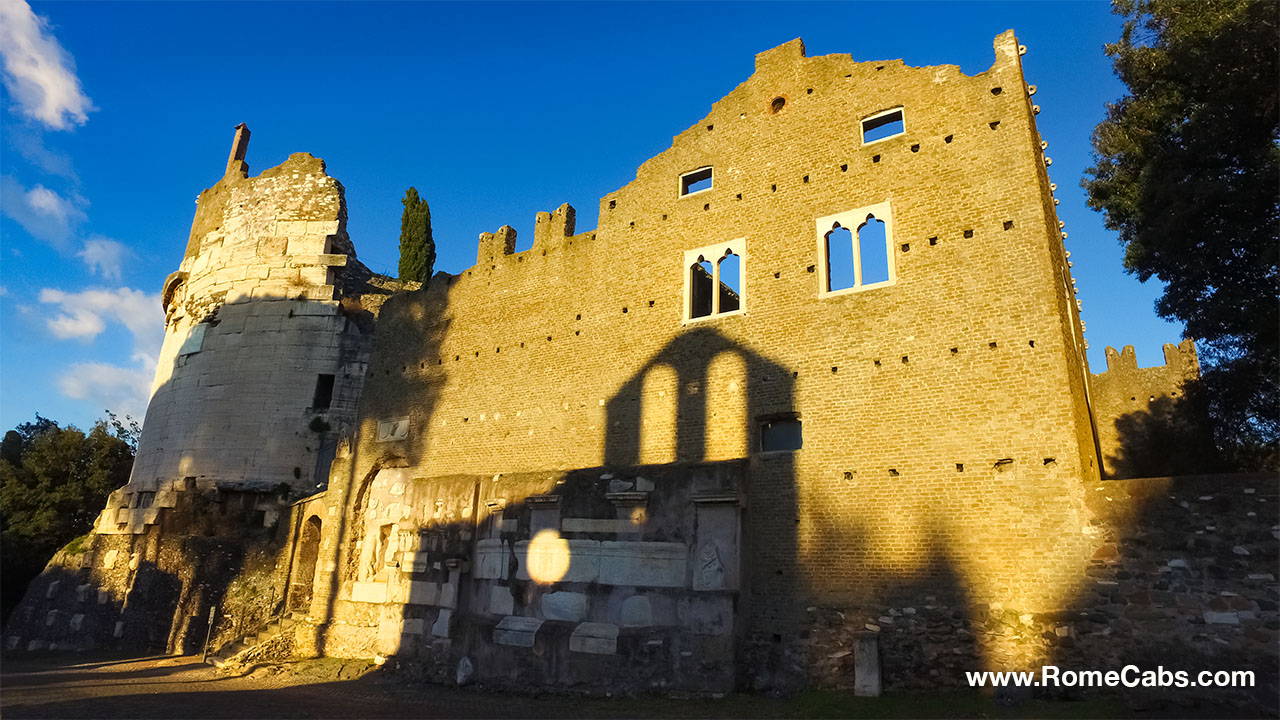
[351,582,388,604]
[598,542,686,587]
[541,592,587,621]
[493,616,542,647]
[620,596,653,627]
[569,622,618,655]
[489,585,514,616]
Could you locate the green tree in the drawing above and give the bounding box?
[397,187,435,284]
[1082,0,1278,467]
[0,414,135,622]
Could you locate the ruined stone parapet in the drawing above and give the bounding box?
[1088,339,1215,478]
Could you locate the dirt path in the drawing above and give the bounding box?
[2,652,1265,719]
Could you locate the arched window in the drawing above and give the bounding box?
[815,202,895,295]
[683,239,747,321]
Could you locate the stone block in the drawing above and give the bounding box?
[97,588,109,605]
[75,584,92,602]
[854,632,882,697]
[489,585,514,616]
[431,608,452,637]
[569,622,618,655]
[70,614,85,632]
[541,592,587,621]
[406,581,439,605]
[677,596,733,636]
[494,616,542,647]
[515,539,600,583]
[6,636,19,650]
[45,581,60,599]
[401,618,426,635]
[439,582,457,609]
[598,542,686,587]
[1204,611,1239,625]
[351,582,388,604]
[621,596,653,627]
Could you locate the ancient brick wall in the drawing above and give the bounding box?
[311,33,1106,690]
[1088,340,1218,478]
[803,473,1278,709]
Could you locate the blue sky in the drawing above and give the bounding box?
[0,1,1183,432]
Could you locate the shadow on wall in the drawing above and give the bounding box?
[4,286,379,657]
[1038,473,1280,713]
[1106,379,1221,479]
[308,277,451,657]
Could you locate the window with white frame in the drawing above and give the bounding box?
[816,202,895,296]
[679,167,713,197]
[683,239,745,321]
[861,107,904,144]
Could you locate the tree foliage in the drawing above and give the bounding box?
[1082,0,1279,465]
[0,413,136,622]
[397,187,435,284]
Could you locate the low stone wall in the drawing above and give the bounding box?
[4,486,297,656]
[800,473,1278,707]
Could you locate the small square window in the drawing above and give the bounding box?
[861,108,905,145]
[680,167,713,196]
[760,417,802,452]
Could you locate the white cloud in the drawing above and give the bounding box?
[38,285,163,422]
[39,286,161,345]
[0,0,94,130]
[6,125,76,180]
[57,361,153,420]
[0,173,86,247]
[0,285,8,297]
[78,235,129,281]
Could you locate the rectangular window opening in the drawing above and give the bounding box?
[680,167,713,196]
[313,374,335,410]
[760,416,802,452]
[862,108,904,144]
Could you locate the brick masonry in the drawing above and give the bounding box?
[10,33,1261,703]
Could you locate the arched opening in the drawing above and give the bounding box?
[689,256,714,318]
[717,250,741,312]
[291,515,322,613]
[826,223,856,291]
[857,214,890,285]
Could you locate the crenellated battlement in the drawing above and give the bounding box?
[1096,339,1199,378]
[533,203,576,251]
[476,225,518,266]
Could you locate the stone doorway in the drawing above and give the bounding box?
[290,515,322,613]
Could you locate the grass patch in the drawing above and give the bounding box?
[62,534,90,555]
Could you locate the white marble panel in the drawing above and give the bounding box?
[514,540,600,583]
[598,542,687,587]
[541,592,587,621]
[474,540,509,580]
[351,581,388,604]
[493,616,542,647]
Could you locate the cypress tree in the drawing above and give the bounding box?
[397,187,435,284]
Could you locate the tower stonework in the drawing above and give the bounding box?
[97,129,392,535]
